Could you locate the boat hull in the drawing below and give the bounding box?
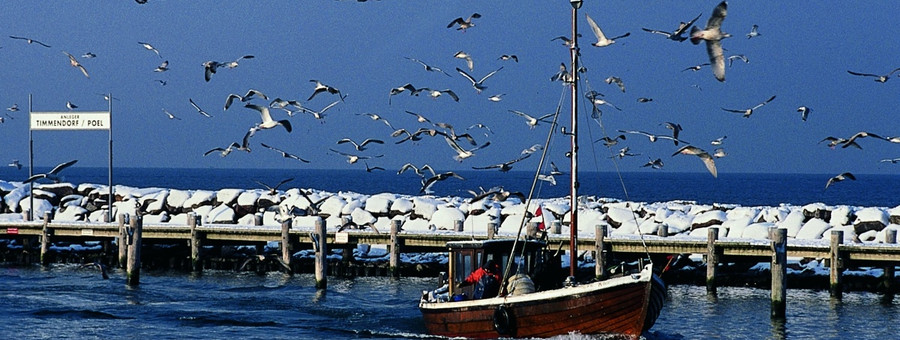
[420,265,662,339]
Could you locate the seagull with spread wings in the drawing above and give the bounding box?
[255,177,294,195]
[189,98,212,118]
[447,13,481,31]
[825,172,855,189]
[457,66,503,93]
[642,12,702,42]
[23,160,78,184]
[62,51,89,78]
[445,137,490,162]
[337,138,384,151]
[585,13,630,47]
[721,95,776,118]
[847,68,900,83]
[9,35,51,47]
[404,57,451,76]
[690,1,730,82]
[509,110,554,129]
[672,145,717,178]
[261,143,310,163]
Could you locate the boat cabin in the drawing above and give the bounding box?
[447,239,561,299]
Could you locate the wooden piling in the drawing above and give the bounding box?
[595,225,607,280]
[487,222,496,239]
[770,227,787,318]
[281,218,292,268]
[527,221,539,239]
[390,219,401,278]
[254,213,263,226]
[117,213,127,269]
[454,220,463,232]
[657,224,668,238]
[884,229,897,293]
[707,227,719,295]
[551,221,561,235]
[40,213,51,266]
[314,217,327,289]
[190,213,202,273]
[126,215,143,286]
[830,230,843,299]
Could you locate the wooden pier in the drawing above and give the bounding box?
[2,218,899,299]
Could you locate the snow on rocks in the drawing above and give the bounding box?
[3,180,900,247]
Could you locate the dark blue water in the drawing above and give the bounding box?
[2,167,899,207]
[3,168,900,339]
[1,265,899,340]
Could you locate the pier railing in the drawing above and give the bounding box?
[2,216,899,310]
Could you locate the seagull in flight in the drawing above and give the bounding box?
[841,131,885,148]
[358,112,395,130]
[472,153,531,172]
[23,160,78,184]
[303,99,341,120]
[642,12,702,42]
[244,104,292,132]
[222,55,254,69]
[746,24,760,39]
[62,51,90,78]
[618,130,687,144]
[255,177,294,195]
[453,51,474,71]
[721,95,776,118]
[138,41,161,58]
[152,60,169,72]
[203,60,223,82]
[66,101,78,110]
[421,172,465,194]
[9,35,50,47]
[797,106,811,121]
[825,172,855,189]
[585,13,630,47]
[81,52,96,59]
[261,143,310,163]
[307,80,344,101]
[398,163,436,178]
[727,54,749,67]
[605,76,626,92]
[224,89,268,110]
[162,108,181,120]
[509,110,554,129]
[445,137,490,162]
[847,68,900,83]
[672,145,717,178]
[682,63,710,72]
[329,149,383,164]
[447,13,481,31]
[189,98,212,118]
[389,83,419,105]
[690,1,730,82]
[642,158,664,169]
[405,57,450,76]
[337,138,385,151]
[457,67,503,93]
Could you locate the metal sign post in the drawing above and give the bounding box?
[28,94,113,221]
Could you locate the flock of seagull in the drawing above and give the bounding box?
[5,1,898,197]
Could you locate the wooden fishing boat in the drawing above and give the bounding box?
[419,1,665,338]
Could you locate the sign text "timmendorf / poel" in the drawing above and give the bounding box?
[30,112,110,130]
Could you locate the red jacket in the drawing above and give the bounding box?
[464,267,501,285]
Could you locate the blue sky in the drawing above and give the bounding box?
[1,1,899,177]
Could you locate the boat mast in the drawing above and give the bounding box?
[568,0,581,278]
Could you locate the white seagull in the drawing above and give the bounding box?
[405,57,450,76]
[23,160,78,184]
[445,137,490,162]
[509,110,554,129]
[797,106,811,121]
[307,80,344,101]
[447,13,481,31]
[457,66,503,93]
[189,98,212,118]
[721,95,776,118]
[453,51,474,71]
[337,138,385,151]
[825,172,855,190]
[690,1,730,82]
[138,41,161,58]
[641,12,702,42]
[261,143,310,163]
[847,68,900,83]
[244,104,292,133]
[63,51,89,78]
[154,60,169,72]
[585,13,630,47]
[672,145,717,178]
[329,149,383,164]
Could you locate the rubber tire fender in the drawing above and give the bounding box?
[492,304,516,336]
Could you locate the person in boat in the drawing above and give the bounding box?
[457,259,502,299]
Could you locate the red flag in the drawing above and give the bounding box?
[535,206,545,230]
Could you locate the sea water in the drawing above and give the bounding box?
[2,168,900,339]
[1,265,899,339]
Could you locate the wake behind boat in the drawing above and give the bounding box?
[419,1,665,338]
